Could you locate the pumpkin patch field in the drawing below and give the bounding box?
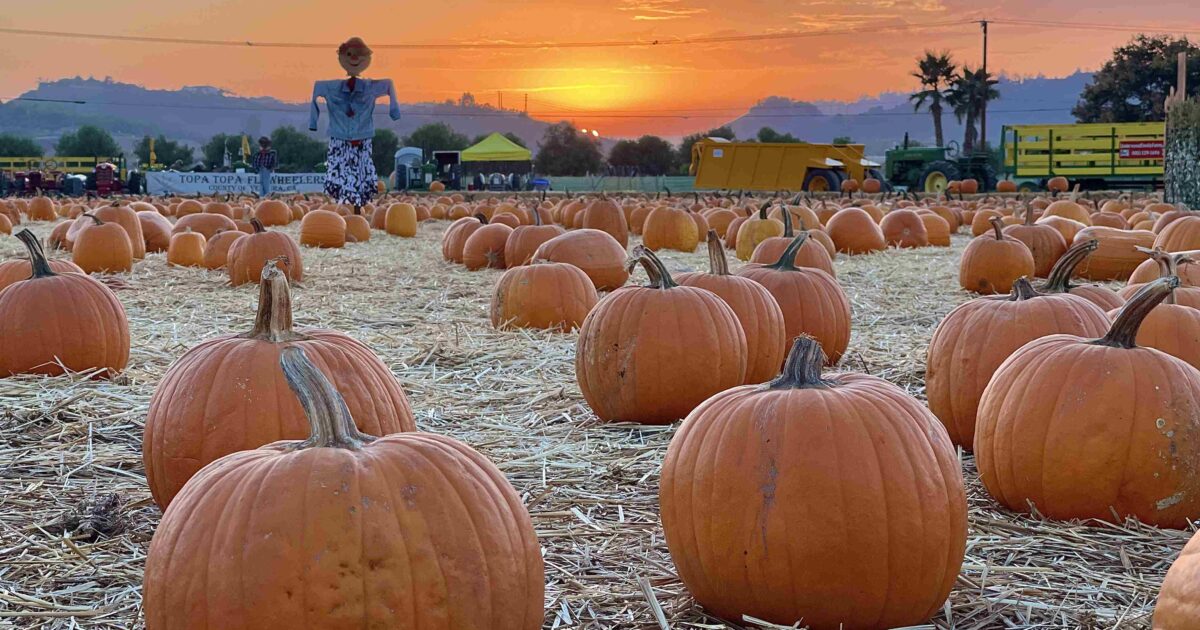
[0,192,1197,629]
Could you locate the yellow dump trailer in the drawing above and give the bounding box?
[690,139,881,192]
[1001,122,1165,190]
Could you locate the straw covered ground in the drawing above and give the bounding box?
[0,215,1190,629]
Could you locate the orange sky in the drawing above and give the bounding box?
[0,0,1197,137]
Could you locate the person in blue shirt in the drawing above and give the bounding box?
[309,37,401,214]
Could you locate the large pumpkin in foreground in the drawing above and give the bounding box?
[576,246,746,424]
[1155,530,1200,628]
[0,230,130,378]
[661,337,966,629]
[144,347,544,630]
[143,265,415,508]
[975,277,1200,528]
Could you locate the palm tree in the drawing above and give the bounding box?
[909,51,957,147]
[947,67,1000,153]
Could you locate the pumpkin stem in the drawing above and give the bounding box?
[251,217,266,233]
[531,206,542,226]
[1023,205,1035,226]
[83,213,102,226]
[766,231,810,272]
[244,264,304,342]
[475,213,489,225]
[757,200,771,220]
[768,336,831,390]
[280,347,375,450]
[15,229,56,279]
[1008,276,1039,301]
[1095,276,1179,349]
[989,216,1004,240]
[629,245,677,290]
[780,204,794,237]
[1040,239,1098,293]
[704,230,729,276]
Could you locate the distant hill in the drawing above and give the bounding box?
[0,77,556,158]
[727,72,1094,154]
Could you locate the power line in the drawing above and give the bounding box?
[989,18,1200,35]
[0,19,975,51]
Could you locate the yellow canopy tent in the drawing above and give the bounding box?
[461,133,532,162]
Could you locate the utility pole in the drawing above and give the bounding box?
[524,93,528,114]
[498,91,503,110]
[980,19,989,154]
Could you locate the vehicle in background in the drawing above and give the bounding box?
[690,138,884,192]
[1001,121,1165,191]
[884,136,997,193]
[0,156,129,195]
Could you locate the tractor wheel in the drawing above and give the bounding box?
[974,163,999,192]
[918,161,961,194]
[803,169,840,193]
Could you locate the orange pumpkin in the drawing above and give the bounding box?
[959,217,1035,294]
[174,213,239,239]
[1071,226,1154,281]
[344,214,371,244]
[201,230,245,270]
[532,229,629,291]
[253,199,292,226]
[661,337,966,629]
[167,229,207,268]
[143,266,416,508]
[676,232,787,384]
[94,202,147,259]
[580,197,630,247]
[462,219,514,270]
[575,246,747,424]
[1155,530,1200,627]
[137,210,174,253]
[299,209,347,248]
[490,262,598,331]
[748,208,835,277]
[0,230,129,377]
[73,214,134,274]
[1003,207,1067,277]
[734,202,784,261]
[226,219,304,286]
[503,207,564,267]
[825,207,886,254]
[643,205,700,253]
[1036,239,1126,311]
[880,209,929,248]
[975,278,1200,529]
[1155,215,1200,252]
[0,236,83,292]
[144,347,541,629]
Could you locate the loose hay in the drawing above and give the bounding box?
[0,217,1190,629]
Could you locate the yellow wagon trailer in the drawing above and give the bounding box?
[1001,121,1165,191]
[690,138,883,192]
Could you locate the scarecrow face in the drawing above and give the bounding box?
[339,45,372,77]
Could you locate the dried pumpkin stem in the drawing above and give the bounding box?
[15,229,55,279]
[475,213,489,225]
[280,347,375,450]
[531,206,542,226]
[244,265,304,342]
[768,336,831,390]
[757,200,771,220]
[629,245,677,290]
[704,230,729,276]
[1009,277,1039,301]
[766,231,811,272]
[83,213,103,226]
[250,218,267,234]
[1041,239,1098,293]
[989,216,1004,240]
[780,203,794,238]
[1096,276,1180,349]
[1023,205,1035,226]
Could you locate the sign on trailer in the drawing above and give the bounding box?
[1119,140,1165,160]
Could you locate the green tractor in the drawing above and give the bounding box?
[884,135,998,193]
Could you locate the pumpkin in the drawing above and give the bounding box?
[959,178,979,195]
[704,208,738,237]
[0,230,129,377]
[880,209,929,248]
[976,277,1200,528]
[462,217,514,270]
[299,209,347,248]
[575,246,747,424]
[143,265,416,508]
[490,212,522,229]
[490,262,598,331]
[1071,226,1154,281]
[442,216,485,263]
[825,207,886,254]
[748,205,835,277]
[93,202,147,259]
[970,209,1004,236]
[1130,249,1200,286]
[137,210,174,253]
[925,277,1110,448]
[959,217,1035,294]
[1155,530,1200,627]
[167,229,207,268]
[676,231,787,384]
[1037,239,1126,310]
[1120,251,1200,370]
[203,200,235,218]
[344,214,371,243]
[202,230,245,270]
[428,179,446,192]
[253,199,292,226]
[642,205,700,253]
[46,220,73,251]
[384,202,418,237]
[661,336,966,629]
[144,347,542,629]
[504,207,564,267]
[73,214,134,274]
[919,211,952,246]
[0,238,83,292]
[997,180,1018,193]
[26,196,57,221]
[1046,176,1069,192]
[1155,215,1200,252]
[580,197,629,247]
[1042,197,1092,225]
[734,202,784,261]
[862,177,882,194]
[1003,206,1067,277]
[532,229,629,291]
[226,218,304,286]
[737,232,852,365]
[0,212,11,235]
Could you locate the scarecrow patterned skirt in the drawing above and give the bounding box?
[324,138,377,207]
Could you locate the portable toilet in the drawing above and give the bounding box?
[394,147,424,190]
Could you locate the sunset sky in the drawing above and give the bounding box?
[0,0,1197,137]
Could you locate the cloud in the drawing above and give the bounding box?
[618,0,707,21]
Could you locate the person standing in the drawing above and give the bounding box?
[309,37,400,214]
[251,136,278,197]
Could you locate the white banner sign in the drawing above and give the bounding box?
[146,171,326,195]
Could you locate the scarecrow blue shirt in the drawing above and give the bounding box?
[309,78,401,141]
